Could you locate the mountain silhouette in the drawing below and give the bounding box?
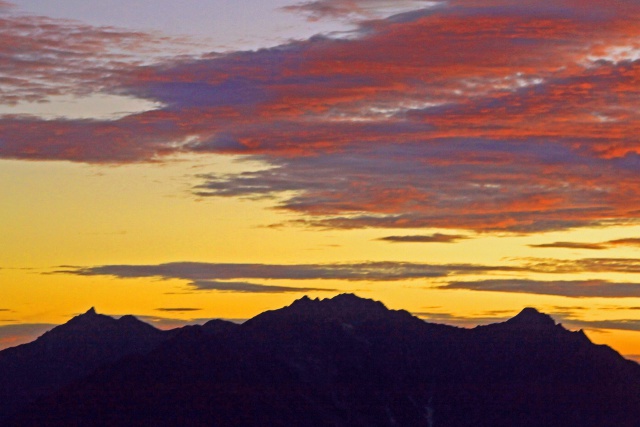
[4,295,640,427]
[0,308,170,422]
[504,307,557,327]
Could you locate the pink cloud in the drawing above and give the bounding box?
[0,7,189,105]
[2,0,640,232]
[283,0,438,21]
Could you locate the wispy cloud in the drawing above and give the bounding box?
[52,256,640,297]
[377,233,469,243]
[0,7,184,107]
[529,242,609,250]
[282,0,438,22]
[530,238,640,251]
[155,307,202,312]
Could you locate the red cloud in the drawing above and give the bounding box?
[0,7,191,105]
[2,0,640,232]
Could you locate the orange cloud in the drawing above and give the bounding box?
[2,0,640,232]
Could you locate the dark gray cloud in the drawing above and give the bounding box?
[442,279,640,298]
[191,280,336,293]
[53,258,640,298]
[521,258,640,274]
[0,6,185,106]
[55,261,523,283]
[530,238,640,251]
[377,233,469,243]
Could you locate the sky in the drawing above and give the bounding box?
[1,0,640,360]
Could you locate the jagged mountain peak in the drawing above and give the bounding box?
[4,296,640,427]
[39,308,163,342]
[286,293,391,318]
[62,307,116,329]
[506,307,556,327]
[245,293,413,329]
[291,293,386,311]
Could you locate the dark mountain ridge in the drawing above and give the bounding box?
[3,295,640,427]
[0,308,170,422]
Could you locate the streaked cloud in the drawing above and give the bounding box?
[530,238,640,251]
[529,242,609,250]
[562,318,640,333]
[0,6,182,107]
[377,233,469,243]
[441,279,640,298]
[521,258,640,274]
[155,307,202,312]
[283,0,439,21]
[191,280,336,293]
[54,261,523,282]
[0,0,639,233]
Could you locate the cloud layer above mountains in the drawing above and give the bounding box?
[58,258,640,298]
[2,0,640,232]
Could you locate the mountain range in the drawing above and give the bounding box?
[2,294,640,426]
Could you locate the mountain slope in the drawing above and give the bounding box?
[6,296,640,427]
[0,308,169,421]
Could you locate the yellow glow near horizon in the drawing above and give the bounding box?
[2,156,640,358]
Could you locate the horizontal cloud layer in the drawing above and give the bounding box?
[55,257,640,298]
[57,261,521,282]
[190,280,335,293]
[531,238,640,251]
[377,233,469,243]
[442,279,640,298]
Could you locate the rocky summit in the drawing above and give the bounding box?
[2,294,640,427]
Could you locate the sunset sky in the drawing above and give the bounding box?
[2,0,640,360]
